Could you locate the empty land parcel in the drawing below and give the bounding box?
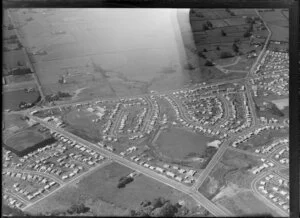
[198,149,280,217]
[26,162,200,216]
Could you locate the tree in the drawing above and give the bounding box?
[67,203,90,214]
[158,202,178,217]
[216,46,220,51]
[202,23,209,31]
[221,29,227,36]
[220,51,234,59]
[197,51,206,59]
[232,43,239,53]
[203,48,207,52]
[204,60,214,66]
[206,20,213,28]
[152,197,166,208]
[244,30,252,38]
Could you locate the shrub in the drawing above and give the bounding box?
[221,29,227,36]
[220,51,234,59]
[202,23,209,31]
[244,30,252,38]
[204,60,214,66]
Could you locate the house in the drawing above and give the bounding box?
[175,176,183,182]
[155,167,164,173]
[166,171,175,178]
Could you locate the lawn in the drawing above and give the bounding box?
[26,162,198,216]
[5,130,45,152]
[155,127,215,160]
[216,191,279,217]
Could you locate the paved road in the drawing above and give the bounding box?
[27,114,231,217]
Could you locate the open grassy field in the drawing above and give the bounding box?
[62,109,104,143]
[238,128,289,151]
[3,89,40,110]
[3,50,27,71]
[4,74,35,85]
[155,127,214,160]
[3,114,30,132]
[26,162,198,216]
[4,129,46,152]
[271,98,288,110]
[260,9,288,42]
[216,191,279,216]
[199,149,261,199]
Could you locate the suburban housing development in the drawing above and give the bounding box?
[3,8,289,217]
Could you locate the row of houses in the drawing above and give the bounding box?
[257,174,289,212]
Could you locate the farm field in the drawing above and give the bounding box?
[4,130,45,152]
[3,49,27,71]
[155,127,215,160]
[26,162,199,216]
[198,149,261,199]
[189,8,268,84]
[260,9,289,42]
[9,8,192,100]
[4,74,35,85]
[215,191,279,217]
[3,89,40,110]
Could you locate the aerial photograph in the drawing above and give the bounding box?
[2,8,289,217]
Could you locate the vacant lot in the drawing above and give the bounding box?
[199,149,260,199]
[4,129,46,152]
[216,191,279,216]
[3,89,40,110]
[62,109,108,143]
[156,127,214,160]
[271,98,288,110]
[27,162,198,216]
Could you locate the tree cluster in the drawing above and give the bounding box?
[204,60,214,66]
[220,51,234,59]
[221,29,227,36]
[67,203,90,214]
[129,197,190,217]
[117,176,134,188]
[232,42,239,53]
[202,21,213,31]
